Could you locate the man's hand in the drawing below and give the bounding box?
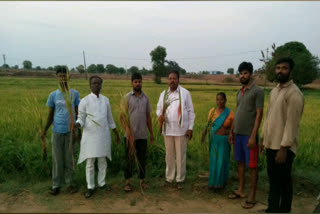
[275,148,287,164]
[150,134,154,145]
[159,115,165,124]
[259,138,264,154]
[248,135,257,150]
[228,132,234,145]
[201,129,207,143]
[185,130,193,140]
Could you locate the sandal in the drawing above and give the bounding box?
[124,183,132,192]
[228,191,246,199]
[241,200,257,209]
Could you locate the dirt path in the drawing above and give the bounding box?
[0,182,317,213]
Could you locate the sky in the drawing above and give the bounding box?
[1,1,320,73]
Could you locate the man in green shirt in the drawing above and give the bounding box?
[228,62,264,209]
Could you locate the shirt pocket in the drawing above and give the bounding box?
[244,93,256,112]
[138,99,147,113]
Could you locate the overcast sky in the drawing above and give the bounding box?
[1,1,320,73]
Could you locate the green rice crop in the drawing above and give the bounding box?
[0,77,318,181]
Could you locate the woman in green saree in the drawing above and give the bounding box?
[202,92,234,189]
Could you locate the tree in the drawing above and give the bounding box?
[76,65,85,74]
[47,66,54,71]
[12,65,19,69]
[23,60,32,69]
[87,64,97,73]
[105,64,119,74]
[227,68,234,75]
[150,45,167,84]
[54,65,69,73]
[165,60,186,75]
[2,64,9,68]
[118,67,126,75]
[96,64,105,73]
[127,66,139,74]
[262,41,320,88]
[35,66,42,70]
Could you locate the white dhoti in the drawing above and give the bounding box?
[86,157,107,189]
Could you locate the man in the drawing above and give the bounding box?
[121,72,154,192]
[74,75,120,198]
[156,70,195,190]
[228,62,264,209]
[42,66,80,195]
[260,57,304,213]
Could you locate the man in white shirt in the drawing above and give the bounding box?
[156,70,195,190]
[75,75,120,198]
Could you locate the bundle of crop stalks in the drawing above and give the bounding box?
[205,107,221,160]
[57,71,76,166]
[23,94,47,161]
[159,90,179,134]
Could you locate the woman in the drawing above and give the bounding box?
[201,92,234,189]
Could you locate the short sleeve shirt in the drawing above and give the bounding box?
[127,91,151,140]
[233,82,264,136]
[46,89,80,133]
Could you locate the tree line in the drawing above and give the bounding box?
[1,41,319,87]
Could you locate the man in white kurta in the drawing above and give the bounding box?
[75,75,120,198]
[156,70,195,190]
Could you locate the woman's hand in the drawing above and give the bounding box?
[201,129,207,143]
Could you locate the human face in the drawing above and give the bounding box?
[239,70,251,85]
[132,79,142,92]
[276,62,291,83]
[57,72,68,89]
[216,95,226,109]
[168,73,179,91]
[90,78,102,95]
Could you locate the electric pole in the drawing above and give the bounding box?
[83,51,87,80]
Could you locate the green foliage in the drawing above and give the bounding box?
[54,65,69,72]
[226,68,234,75]
[165,60,186,75]
[23,60,32,69]
[35,66,42,70]
[0,77,318,181]
[150,46,167,84]
[2,64,9,68]
[87,64,97,73]
[96,64,105,73]
[127,66,139,74]
[76,65,85,74]
[105,64,119,74]
[264,41,320,87]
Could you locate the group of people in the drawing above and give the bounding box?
[42,56,304,213]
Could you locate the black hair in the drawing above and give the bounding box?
[89,75,103,84]
[168,70,180,79]
[276,57,295,71]
[55,65,68,75]
[238,62,253,74]
[131,72,142,82]
[217,92,227,100]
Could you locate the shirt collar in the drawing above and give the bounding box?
[130,90,144,97]
[90,92,100,98]
[277,80,293,89]
[168,85,180,93]
[241,80,255,91]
